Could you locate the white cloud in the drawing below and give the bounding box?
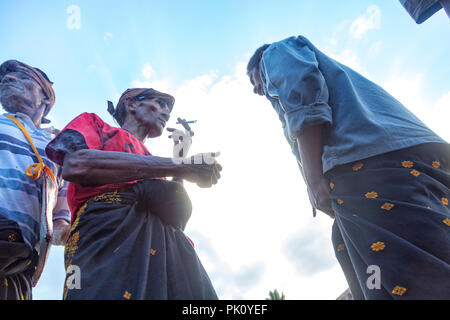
[103,32,113,41]
[435,91,450,110]
[141,61,449,300]
[142,62,346,300]
[131,63,171,92]
[432,91,450,140]
[131,79,170,92]
[382,73,450,141]
[283,226,336,275]
[328,49,366,74]
[349,5,381,39]
[141,63,153,79]
[383,73,425,114]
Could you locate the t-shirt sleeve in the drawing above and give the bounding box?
[45,113,104,166]
[260,37,332,139]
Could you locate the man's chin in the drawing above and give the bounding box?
[0,95,20,113]
[0,96,33,115]
[148,126,164,138]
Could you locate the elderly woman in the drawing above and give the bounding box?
[45,88,221,300]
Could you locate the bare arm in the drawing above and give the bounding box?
[296,124,334,218]
[62,149,221,188]
[51,220,71,245]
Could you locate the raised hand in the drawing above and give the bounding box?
[167,127,192,158]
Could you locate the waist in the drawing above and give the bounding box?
[326,142,450,178]
[70,179,192,230]
[322,138,448,173]
[68,181,138,214]
[71,190,136,223]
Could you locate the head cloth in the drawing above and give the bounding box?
[0,60,55,123]
[107,88,175,126]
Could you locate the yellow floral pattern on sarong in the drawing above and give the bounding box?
[402,161,414,168]
[371,242,386,252]
[365,192,378,199]
[392,286,407,296]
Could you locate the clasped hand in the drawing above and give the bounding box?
[182,152,222,188]
[168,128,222,188]
[307,176,335,218]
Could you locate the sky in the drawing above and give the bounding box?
[0,0,449,300]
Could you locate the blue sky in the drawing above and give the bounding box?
[1,1,449,300]
[1,0,448,127]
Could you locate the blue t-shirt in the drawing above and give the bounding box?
[260,35,447,174]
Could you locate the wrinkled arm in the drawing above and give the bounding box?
[62,149,221,188]
[61,149,183,186]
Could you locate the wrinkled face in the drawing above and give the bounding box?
[131,97,171,138]
[248,66,265,96]
[0,71,47,120]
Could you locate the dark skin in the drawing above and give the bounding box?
[248,65,334,218]
[0,71,49,127]
[0,70,71,244]
[61,97,222,188]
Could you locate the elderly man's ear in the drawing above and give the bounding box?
[125,99,139,114]
[39,99,50,116]
[42,99,50,109]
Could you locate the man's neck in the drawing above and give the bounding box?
[13,112,40,130]
[121,121,149,143]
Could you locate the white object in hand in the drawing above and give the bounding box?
[170,128,193,158]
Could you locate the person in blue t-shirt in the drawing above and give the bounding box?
[247,36,450,300]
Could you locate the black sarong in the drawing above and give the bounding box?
[63,180,218,300]
[0,217,38,300]
[327,143,450,299]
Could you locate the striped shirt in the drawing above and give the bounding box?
[0,112,70,253]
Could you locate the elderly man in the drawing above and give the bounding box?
[247,36,449,299]
[0,60,71,300]
[45,88,221,300]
